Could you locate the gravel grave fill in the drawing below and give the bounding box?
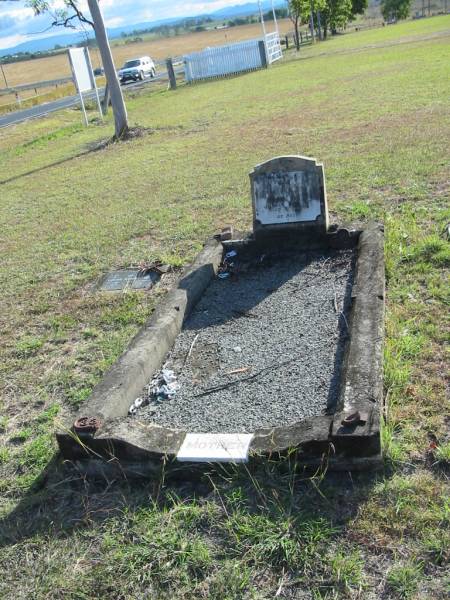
[135,249,355,433]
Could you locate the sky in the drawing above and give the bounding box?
[0,0,257,51]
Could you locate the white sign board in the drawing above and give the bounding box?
[177,433,254,463]
[68,47,94,93]
[67,47,102,126]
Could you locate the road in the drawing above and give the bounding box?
[0,69,175,129]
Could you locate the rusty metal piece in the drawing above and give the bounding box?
[73,416,101,435]
[341,411,362,427]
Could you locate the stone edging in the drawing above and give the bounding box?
[57,224,385,474]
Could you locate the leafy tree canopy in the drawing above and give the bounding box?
[380,0,413,20]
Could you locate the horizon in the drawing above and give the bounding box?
[0,0,281,52]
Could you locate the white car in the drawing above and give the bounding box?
[118,56,156,83]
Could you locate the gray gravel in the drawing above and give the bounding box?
[136,249,355,433]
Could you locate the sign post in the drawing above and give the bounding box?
[68,47,103,126]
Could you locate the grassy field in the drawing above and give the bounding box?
[0,19,291,112]
[0,15,449,599]
[0,19,292,89]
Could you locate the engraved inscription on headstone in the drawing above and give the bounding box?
[177,433,254,463]
[250,155,329,234]
[99,269,159,292]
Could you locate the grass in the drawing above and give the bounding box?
[0,15,449,599]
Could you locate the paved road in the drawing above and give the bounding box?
[0,70,174,129]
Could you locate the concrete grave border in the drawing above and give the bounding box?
[57,223,385,476]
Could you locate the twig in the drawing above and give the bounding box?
[333,290,338,313]
[275,570,286,596]
[226,366,250,375]
[339,311,349,331]
[194,357,296,398]
[182,333,199,369]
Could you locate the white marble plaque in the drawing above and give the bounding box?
[253,171,322,225]
[176,433,254,463]
[250,156,328,233]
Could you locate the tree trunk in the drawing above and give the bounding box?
[317,11,323,41]
[294,16,300,51]
[309,0,316,43]
[87,0,128,139]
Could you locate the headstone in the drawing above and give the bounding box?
[176,433,254,463]
[250,155,328,235]
[99,269,159,292]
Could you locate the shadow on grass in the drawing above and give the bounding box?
[0,150,94,187]
[0,127,153,186]
[0,448,387,551]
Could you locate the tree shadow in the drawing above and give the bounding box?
[0,450,387,552]
[147,247,356,428]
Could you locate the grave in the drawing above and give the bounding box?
[57,156,385,474]
[98,268,160,292]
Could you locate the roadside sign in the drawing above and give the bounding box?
[68,47,103,126]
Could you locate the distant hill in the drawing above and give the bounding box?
[0,1,285,57]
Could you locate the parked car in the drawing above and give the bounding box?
[93,67,104,76]
[118,56,156,83]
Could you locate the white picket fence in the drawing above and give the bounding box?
[265,31,283,64]
[184,33,282,83]
[184,39,263,82]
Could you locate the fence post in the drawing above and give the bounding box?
[285,34,289,49]
[166,58,177,90]
[258,40,268,69]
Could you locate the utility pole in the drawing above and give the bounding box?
[271,0,279,35]
[87,0,128,138]
[258,0,267,38]
[0,62,8,88]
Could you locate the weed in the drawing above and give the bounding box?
[328,550,365,591]
[14,336,45,358]
[434,442,450,466]
[224,510,335,570]
[0,447,10,464]
[420,528,450,566]
[386,562,423,598]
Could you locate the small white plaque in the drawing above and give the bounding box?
[177,433,254,463]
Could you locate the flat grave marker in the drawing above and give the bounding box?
[99,269,159,292]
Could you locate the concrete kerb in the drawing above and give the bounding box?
[57,223,386,474]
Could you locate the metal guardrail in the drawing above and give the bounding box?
[0,56,183,97]
[0,76,73,96]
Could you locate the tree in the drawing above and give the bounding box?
[300,0,366,38]
[287,0,303,50]
[25,0,129,138]
[380,0,413,20]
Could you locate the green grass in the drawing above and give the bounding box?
[0,15,449,599]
